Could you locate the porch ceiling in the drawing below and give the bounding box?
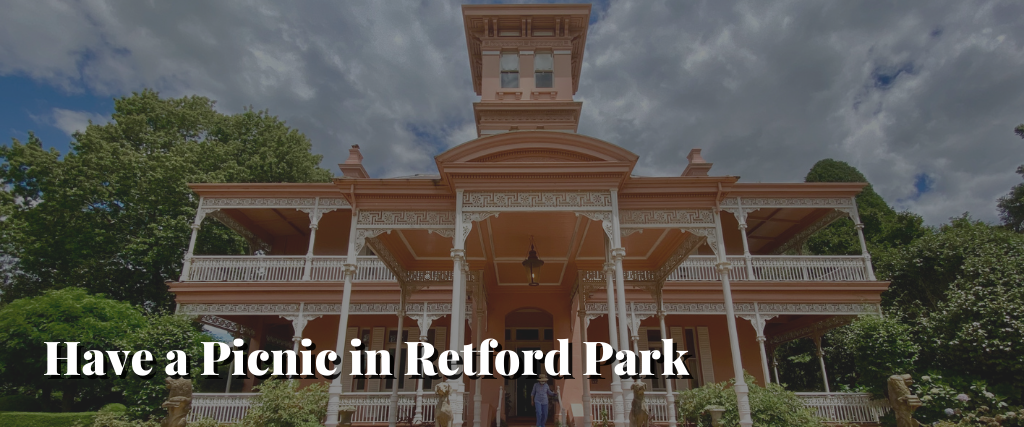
[370,211,702,290]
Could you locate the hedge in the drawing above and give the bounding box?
[0,412,97,427]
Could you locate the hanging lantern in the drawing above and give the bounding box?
[522,236,544,286]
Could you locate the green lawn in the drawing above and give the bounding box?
[0,412,97,427]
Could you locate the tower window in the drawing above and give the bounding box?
[501,52,519,88]
[534,52,553,88]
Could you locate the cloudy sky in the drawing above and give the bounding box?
[2,0,1023,224]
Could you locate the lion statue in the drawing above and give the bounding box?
[887,374,922,427]
[435,382,454,427]
[629,381,650,427]
[161,377,193,427]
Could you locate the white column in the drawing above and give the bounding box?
[603,260,625,427]
[714,210,753,427]
[450,189,467,427]
[472,292,483,427]
[735,201,756,280]
[772,351,781,385]
[326,209,360,427]
[302,198,320,281]
[751,309,771,386]
[847,200,876,281]
[579,312,593,427]
[413,305,434,425]
[180,198,207,281]
[657,310,677,427]
[609,190,633,409]
[388,308,406,427]
[812,335,830,393]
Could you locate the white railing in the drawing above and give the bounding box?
[188,393,258,424]
[188,391,465,424]
[669,255,869,282]
[590,391,670,423]
[188,256,306,282]
[186,255,396,282]
[795,392,891,423]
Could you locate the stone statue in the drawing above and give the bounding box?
[887,374,921,427]
[435,382,453,427]
[629,381,650,427]
[161,377,193,427]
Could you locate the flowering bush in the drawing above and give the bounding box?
[677,374,821,427]
[913,375,1023,426]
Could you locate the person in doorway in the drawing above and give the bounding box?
[531,373,558,427]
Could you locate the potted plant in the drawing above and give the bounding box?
[339,405,357,427]
[703,405,726,427]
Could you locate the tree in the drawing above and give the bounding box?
[823,315,919,395]
[116,315,211,420]
[998,124,1024,232]
[0,90,332,309]
[0,288,146,411]
[803,159,925,255]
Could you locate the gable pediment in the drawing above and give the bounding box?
[468,148,603,163]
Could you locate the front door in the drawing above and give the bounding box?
[515,347,541,417]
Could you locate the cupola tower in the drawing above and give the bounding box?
[461,4,591,136]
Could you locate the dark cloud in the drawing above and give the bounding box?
[1,0,1022,224]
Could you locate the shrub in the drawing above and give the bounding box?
[0,394,45,412]
[911,375,1023,426]
[98,403,127,413]
[0,411,96,427]
[240,378,329,427]
[88,411,220,427]
[826,315,919,395]
[677,374,821,427]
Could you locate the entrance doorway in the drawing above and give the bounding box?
[504,308,554,421]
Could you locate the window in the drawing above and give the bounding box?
[352,328,373,391]
[500,52,519,88]
[534,52,553,88]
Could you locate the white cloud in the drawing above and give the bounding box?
[1,0,1023,224]
[51,108,108,137]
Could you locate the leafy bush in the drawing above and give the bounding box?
[677,374,821,427]
[0,394,45,412]
[0,411,96,426]
[114,314,211,420]
[825,315,919,395]
[98,403,126,414]
[911,375,1023,426]
[240,378,329,427]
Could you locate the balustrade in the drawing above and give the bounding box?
[589,391,670,423]
[795,392,891,423]
[668,255,869,282]
[188,391,466,424]
[186,256,396,282]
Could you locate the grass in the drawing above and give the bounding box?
[0,411,97,427]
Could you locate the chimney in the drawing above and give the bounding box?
[338,144,370,178]
[681,148,713,177]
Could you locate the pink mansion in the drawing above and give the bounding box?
[171,4,890,427]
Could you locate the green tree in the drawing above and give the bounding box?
[0,90,332,309]
[803,159,925,255]
[0,288,146,411]
[823,315,919,395]
[998,124,1024,232]
[115,315,211,420]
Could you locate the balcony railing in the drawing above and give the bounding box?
[591,391,890,425]
[188,391,465,424]
[185,254,871,283]
[669,255,870,282]
[186,256,396,282]
[795,392,891,423]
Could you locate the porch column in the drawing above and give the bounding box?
[603,260,625,427]
[326,209,360,427]
[771,348,781,385]
[609,190,632,408]
[388,308,406,427]
[472,293,483,427]
[656,310,678,427]
[285,302,322,376]
[578,310,593,427]
[413,305,438,425]
[180,198,207,281]
[450,189,467,427]
[848,199,876,281]
[812,334,830,393]
[302,198,321,280]
[713,210,754,427]
[751,308,771,386]
[734,201,756,280]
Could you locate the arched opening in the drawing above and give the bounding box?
[504,307,555,420]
